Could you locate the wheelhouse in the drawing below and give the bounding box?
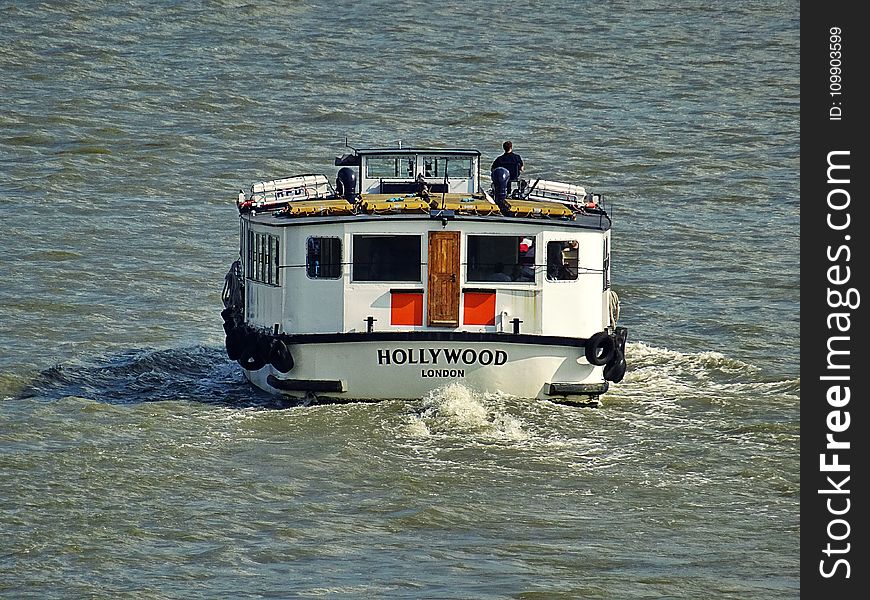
[336,147,480,195]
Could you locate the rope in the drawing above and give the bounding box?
[607,289,620,328]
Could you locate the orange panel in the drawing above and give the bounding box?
[391,292,423,326]
[463,291,496,326]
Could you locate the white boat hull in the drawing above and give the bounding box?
[242,339,607,403]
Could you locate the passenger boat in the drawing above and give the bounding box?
[221,144,628,405]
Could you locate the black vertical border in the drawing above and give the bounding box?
[801,2,867,595]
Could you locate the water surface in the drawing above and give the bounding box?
[1,2,799,597]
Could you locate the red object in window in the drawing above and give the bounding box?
[391,292,423,326]
[463,291,496,326]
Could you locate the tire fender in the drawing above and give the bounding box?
[603,348,627,383]
[585,331,616,366]
[269,339,295,373]
[238,331,267,371]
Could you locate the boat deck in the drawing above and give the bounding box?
[244,191,612,231]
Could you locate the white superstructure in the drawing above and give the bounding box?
[221,145,627,405]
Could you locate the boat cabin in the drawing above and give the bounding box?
[224,145,626,402]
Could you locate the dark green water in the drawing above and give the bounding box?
[1,2,798,597]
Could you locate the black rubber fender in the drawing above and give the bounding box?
[603,348,627,383]
[269,338,295,373]
[222,308,243,330]
[225,328,246,361]
[238,332,267,371]
[585,331,616,366]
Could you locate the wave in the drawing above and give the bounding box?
[11,346,275,408]
[624,341,797,387]
[610,341,800,414]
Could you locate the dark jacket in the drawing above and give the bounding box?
[491,152,524,181]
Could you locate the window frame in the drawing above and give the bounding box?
[365,155,416,179]
[247,230,280,286]
[351,234,422,283]
[420,155,473,179]
[545,240,580,282]
[306,236,343,280]
[465,234,538,284]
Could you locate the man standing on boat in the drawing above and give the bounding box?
[491,141,524,181]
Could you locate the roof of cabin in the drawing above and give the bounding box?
[350,147,480,156]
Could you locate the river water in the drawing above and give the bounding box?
[1,2,799,598]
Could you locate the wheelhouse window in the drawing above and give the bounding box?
[247,231,280,285]
[546,240,579,281]
[466,235,536,283]
[306,237,342,279]
[420,156,473,179]
[353,235,421,282]
[366,155,416,179]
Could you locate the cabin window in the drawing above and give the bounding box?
[352,235,421,282]
[466,234,536,283]
[247,231,280,285]
[546,240,579,281]
[306,237,342,279]
[366,156,416,179]
[603,238,611,290]
[420,156,473,179]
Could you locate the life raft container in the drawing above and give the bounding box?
[525,179,587,205]
[249,174,331,204]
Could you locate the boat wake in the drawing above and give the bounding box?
[625,340,796,384]
[8,341,798,417]
[608,341,799,409]
[11,346,276,407]
[401,342,798,444]
[407,382,528,441]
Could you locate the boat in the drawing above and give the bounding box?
[221,144,628,405]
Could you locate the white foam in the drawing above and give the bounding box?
[420,382,489,428]
[412,382,528,440]
[404,414,431,438]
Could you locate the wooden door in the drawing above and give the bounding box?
[427,231,460,327]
